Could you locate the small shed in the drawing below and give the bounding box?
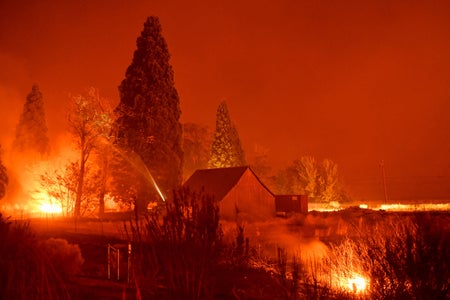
[275,195,308,215]
[184,166,275,221]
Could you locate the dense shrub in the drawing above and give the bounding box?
[42,238,84,278]
[0,213,70,300]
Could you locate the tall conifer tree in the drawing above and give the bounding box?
[13,84,49,155]
[208,101,246,168]
[114,16,183,207]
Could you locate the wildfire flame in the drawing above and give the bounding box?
[33,191,62,215]
[40,202,62,214]
[346,274,367,293]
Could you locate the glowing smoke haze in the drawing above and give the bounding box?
[1,1,450,201]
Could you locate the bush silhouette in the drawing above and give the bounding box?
[42,238,84,278]
[0,213,70,300]
[127,187,222,299]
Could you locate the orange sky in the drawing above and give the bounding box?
[1,0,450,200]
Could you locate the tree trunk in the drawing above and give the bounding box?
[75,151,86,218]
[98,146,110,217]
[98,190,105,216]
[98,169,107,216]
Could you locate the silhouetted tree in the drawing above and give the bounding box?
[182,123,212,179]
[68,88,110,217]
[114,16,183,209]
[208,101,246,168]
[40,163,76,217]
[109,149,156,212]
[13,84,49,156]
[293,156,320,197]
[0,145,8,200]
[318,159,342,203]
[273,156,349,203]
[270,166,297,195]
[39,161,101,217]
[249,143,272,184]
[91,100,114,216]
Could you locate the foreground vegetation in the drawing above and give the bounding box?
[1,192,449,299]
[123,191,449,299]
[0,213,83,300]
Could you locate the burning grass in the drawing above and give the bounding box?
[217,208,449,299]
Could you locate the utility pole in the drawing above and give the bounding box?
[380,160,389,204]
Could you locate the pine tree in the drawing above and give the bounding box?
[0,145,8,200]
[13,84,49,155]
[208,101,246,168]
[114,16,183,207]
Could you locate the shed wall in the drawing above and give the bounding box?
[220,169,275,220]
[275,195,308,214]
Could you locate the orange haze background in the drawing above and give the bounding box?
[1,0,450,201]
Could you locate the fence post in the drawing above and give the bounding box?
[117,248,120,281]
[127,242,132,283]
[108,244,121,281]
[107,243,111,280]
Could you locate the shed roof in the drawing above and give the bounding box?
[184,166,272,201]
